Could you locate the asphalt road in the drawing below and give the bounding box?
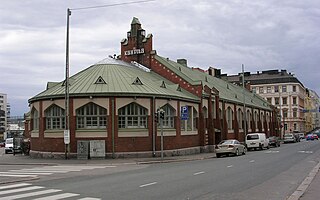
[1,140,320,200]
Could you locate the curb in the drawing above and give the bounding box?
[0,176,39,185]
[136,155,215,164]
[287,161,320,200]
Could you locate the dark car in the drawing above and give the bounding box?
[306,134,314,141]
[268,136,280,147]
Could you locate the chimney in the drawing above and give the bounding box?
[177,59,187,67]
[207,67,221,78]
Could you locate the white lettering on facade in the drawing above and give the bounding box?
[124,48,145,56]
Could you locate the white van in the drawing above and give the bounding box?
[246,133,269,150]
[4,138,14,154]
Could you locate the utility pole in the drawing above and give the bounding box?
[242,64,247,142]
[64,8,71,159]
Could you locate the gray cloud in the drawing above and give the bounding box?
[1,0,319,115]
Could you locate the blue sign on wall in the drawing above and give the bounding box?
[181,106,188,120]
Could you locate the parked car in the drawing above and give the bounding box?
[245,133,269,150]
[283,134,297,143]
[4,137,23,154]
[305,134,314,141]
[313,134,319,140]
[215,139,246,158]
[298,133,305,140]
[268,136,280,147]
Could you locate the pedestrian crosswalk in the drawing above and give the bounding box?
[0,182,100,200]
[0,165,113,178]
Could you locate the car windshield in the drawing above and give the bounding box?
[5,139,13,144]
[219,140,234,145]
[247,135,259,140]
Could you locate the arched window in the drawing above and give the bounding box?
[76,103,107,129]
[118,103,147,129]
[160,104,175,128]
[45,105,65,130]
[31,108,39,130]
[227,107,233,130]
[247,110,251,129]
[254,111,258,130]
[237,108,243,129]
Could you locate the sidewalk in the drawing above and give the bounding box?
[1,153,319,200]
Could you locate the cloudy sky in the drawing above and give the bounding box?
[1,0,319,116]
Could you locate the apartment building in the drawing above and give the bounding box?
[226,70,306,135]
[0,93,8,140]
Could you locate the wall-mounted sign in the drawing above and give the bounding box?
[124,48,145,56]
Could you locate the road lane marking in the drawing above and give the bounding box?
[0,172,53,175]
[298,151,313,154]
[33,192,80,200]
[227,165,233,168]
[193,171,205,175]
[0,183,32,190]
[0,174,36,177]
[0,186,44,195]
[139,182,157,188]
[0,189,61,200]
[249,160,255,163]
[78,198,101,200]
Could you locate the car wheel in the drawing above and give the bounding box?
[235,149,240,156]
[5,150,8,154]
[216,153,221,158]
[267,145,270,149]
[242,147,247,155]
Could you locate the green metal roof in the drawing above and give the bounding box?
[29,58,199,103]
[154,55,272,110]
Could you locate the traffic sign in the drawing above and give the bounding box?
[64,130,70,144]
[181,106,188,120]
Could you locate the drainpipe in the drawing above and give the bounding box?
[152,96,156,157]
[112,98,115,158]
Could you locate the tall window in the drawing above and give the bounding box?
[76,103,107,129]
[254,111,258,130]
[282,85,287,92]
[31,108,39,130]
[259,87,264,94]
[275,86,279,93]
[293,97,297,105]
[293,85,296,92]
[227,107,233,130]
[267,98,272,104]
[237,108,243,129]
[293,109,297,118]
[247,110,251,129]
[267,87,271,93]
[45,105,65,130]
[275,97,279,105]
[118,103,147,129]
[160,104,175,128]
[282,97,287,105]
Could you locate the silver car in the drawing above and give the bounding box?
[215,139,247,158]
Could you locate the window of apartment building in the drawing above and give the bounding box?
[275,86,279,93]
[252,87,256,93]
[284,123,288,131]
[282,97,287,105]
[45,105,65,130]
[293,109,297,118]
[159,104,175,129]
[31,108,39,130]
[267,98,272,104]
[292,97,297,105]
[275,97,279,105]
[294,123,297,130]
[227,107,233,130]
[282,85,287,92]
[267,87,271,93]
[293,85,296,92]
[259,87,264,94]
[283,110,288,118]
[237,108,243,129]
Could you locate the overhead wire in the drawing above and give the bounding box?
[71,0,156,11]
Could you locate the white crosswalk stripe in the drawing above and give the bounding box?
[0,182,101,200]
[0,165,112,178]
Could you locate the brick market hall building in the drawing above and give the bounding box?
[26,18,280,158]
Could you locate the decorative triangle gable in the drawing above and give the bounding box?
[132,77,143,85]
[160,81,166,88]
[177,85,182,92]
[95,76,107,84]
